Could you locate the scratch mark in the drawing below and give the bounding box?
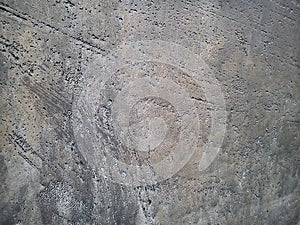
[0,2,105,54]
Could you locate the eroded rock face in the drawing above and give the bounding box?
[0,0,299,224]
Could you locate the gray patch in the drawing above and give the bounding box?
[0,184,27,225]
[0,52,9,86]
[0,154,7,186]
[38,180,93,224]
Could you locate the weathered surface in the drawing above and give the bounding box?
[0,0,299,224]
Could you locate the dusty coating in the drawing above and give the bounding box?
[72,40,226,186]
[0,0,299,224]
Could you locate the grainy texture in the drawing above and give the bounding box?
[0,0,299,224]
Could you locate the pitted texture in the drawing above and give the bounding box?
[0,0,299,224]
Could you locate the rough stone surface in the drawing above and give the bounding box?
[0,0,299,224]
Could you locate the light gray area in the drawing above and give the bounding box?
[0,0,299,224]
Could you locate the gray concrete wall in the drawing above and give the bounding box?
[0,0,299,224]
